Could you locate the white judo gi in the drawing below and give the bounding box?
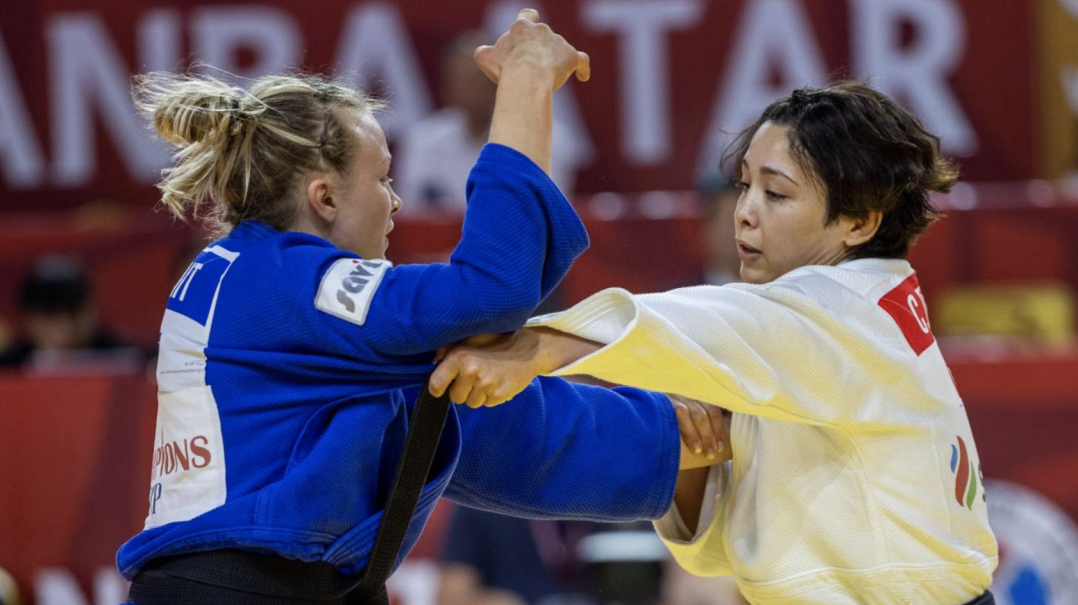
[528,258,998,605]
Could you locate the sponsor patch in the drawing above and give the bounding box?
[145,385,227,529]
[315,258,392,326]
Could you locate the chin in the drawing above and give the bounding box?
[740,265,774,285]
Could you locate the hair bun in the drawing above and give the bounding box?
[133,73,246,147]
[156,93,241,147]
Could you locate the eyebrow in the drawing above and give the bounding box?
[742,159,800,186]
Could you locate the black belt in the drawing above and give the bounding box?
[128,550,378,605]
[128,384,451,605]
[963,590,995,605]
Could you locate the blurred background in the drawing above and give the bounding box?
[1,0,1077,604]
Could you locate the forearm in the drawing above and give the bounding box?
[488,63,554,174]
[673,467,710,533]
[654,463,734,576]
[531,326,601,373]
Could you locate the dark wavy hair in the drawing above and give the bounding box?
[723,82,958,259]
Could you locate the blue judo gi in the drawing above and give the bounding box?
[117,144,680,580]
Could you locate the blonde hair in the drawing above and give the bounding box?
[133,72,384,236]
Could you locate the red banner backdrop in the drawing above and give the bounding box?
[0,373,156,605]
[0,0,1042,212]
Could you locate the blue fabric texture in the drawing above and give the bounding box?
[116,144,679,580]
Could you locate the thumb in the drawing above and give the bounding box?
[574,52,591,83]
[429,356,460,397]
[474,46,499,83]
[517,8,540,23]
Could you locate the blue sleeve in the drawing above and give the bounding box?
[443,377,680,521]
[292,144,588,363]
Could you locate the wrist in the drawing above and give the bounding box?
[498,55,557,90]
[531,327,600,374]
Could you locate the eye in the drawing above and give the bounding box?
[381,176,394,187]
[765,190,787,201]
[734,180,749,191]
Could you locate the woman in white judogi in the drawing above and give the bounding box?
[431,83,998,605]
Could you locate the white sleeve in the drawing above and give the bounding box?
[527,283,888,426]
[653,462,734,576]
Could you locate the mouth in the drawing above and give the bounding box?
[736,240,762,261]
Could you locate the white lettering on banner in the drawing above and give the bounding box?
[139,9,182,72]
[584,0,704,165]
[850,0,977,155]
[0,29,45,187]
[334,3,431,137]
[192,6,301,80]
[697,0,826,178]
[7,3,983,194]
[485,1,597,165]
[34,567,128,605]
[48,13,169,186]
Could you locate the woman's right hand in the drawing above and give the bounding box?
[671,394,731,469]
[430,328,601,408]
[475,9,590,91]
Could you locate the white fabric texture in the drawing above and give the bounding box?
[528,258,998,605]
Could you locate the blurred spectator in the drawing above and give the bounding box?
[695,175,741,287]
[0,316,10,355]
[662,563,748,605]
[438,506,596,605]
[395,32,586,211]
[575,523,667,605]
[0,565,19,605]
[0,256,142,369]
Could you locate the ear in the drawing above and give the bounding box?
[843,211,883,248]
[306,178,337,224]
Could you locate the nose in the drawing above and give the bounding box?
[391,190,402,215]
[734,189,757,230]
